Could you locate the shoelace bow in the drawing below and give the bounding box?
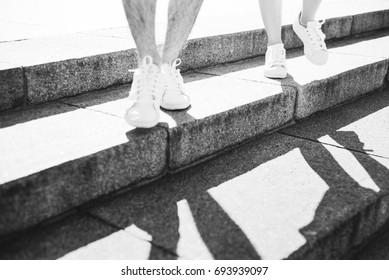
[129,56,159,102]
[306,20,326,50]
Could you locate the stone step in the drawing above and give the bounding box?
[1,85,389,259]
[1,8,389,112]
[1,29,389,237]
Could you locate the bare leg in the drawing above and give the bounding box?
[122,0,161,66]
[162,0,204,64]
[301,0,323,26]
[258,0,283,46]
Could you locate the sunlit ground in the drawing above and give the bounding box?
[1,0,388,42]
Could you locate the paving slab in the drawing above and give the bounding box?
[327,29,389,58]
[0,213,116,259]
[281,88,389,159]
[0,61,25,111]
[198,32,389,120]
[2,75,389,259]
[2,29,388,238]
[2,0,388,42]
[0,0,128,41]
[88,129,389,260]
[0,102,168,236]
[0,21,60,43]
[63,71,296,169]
[351,9,389,35]
[1,7,389,112]
[350,223,389,259]
[0,212,172,260]
[0,34,137,105]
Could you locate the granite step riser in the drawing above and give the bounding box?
[288,193,389,259]
[1,57,389,237]
[1,9,389,113]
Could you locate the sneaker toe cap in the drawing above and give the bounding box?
[125,103,159,127]
[308,50,328,65]
[264,66,287,79]
[161,92,191,110]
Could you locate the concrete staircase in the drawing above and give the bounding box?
[1,7,389,259]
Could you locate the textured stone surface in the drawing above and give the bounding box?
[179,30,267,72]
[2,84,389,259]
[351,9,389,35]
[90,127,389,259]
[351,222,389,260]
[323,15,353,40]
[63,71,296,170]
[0,102,168,236]
[282,88,389,158]
[0,33,137,104]
[64,30,389,169]
[180,9,383,72]
[0,213,116,259]
[1,9,388,110]
[329,29,389,58]
[289,194,389,259]
[1,8,389,241]
[199,32,389,120]
[0,213,172,260]
[291,31,389,119]
[294,59,387,119]
[0,62,24,112]
[282,88,389,258]
[25,51,136,104]
[168,74,296,169]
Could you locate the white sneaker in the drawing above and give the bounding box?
[125,56,164,128]
[264,43,287,79]
[293,13,328,65]
[160,59,191,110]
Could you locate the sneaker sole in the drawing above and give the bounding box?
[160,102,191,111]
[306,50,329,65]
[124,109,160,128]
[125,118,159,128]
[264,73,287,79]
[264,70,287,79]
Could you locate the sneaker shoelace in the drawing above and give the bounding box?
[129,56,160,103]
[165,58,184,93]
[305,20,326,51]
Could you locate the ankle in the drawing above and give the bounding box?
[267,40,283,47]
[300,12,314,27]
[138,53,162,69]
[161,54,179,66]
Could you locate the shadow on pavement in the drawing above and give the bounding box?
[1,32,389,259]
[2,103,389,259]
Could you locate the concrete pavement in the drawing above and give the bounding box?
[1,1,389,258]
[1,28,389,236]
[1,86,389,259]
[1,1,389,112]
[1,0,389,42]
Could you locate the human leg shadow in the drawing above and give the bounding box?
[289,131,389,259]
[187,191,261,260]
[4,108,389,259]
[84,158,262,260]
[329,131,389,192]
